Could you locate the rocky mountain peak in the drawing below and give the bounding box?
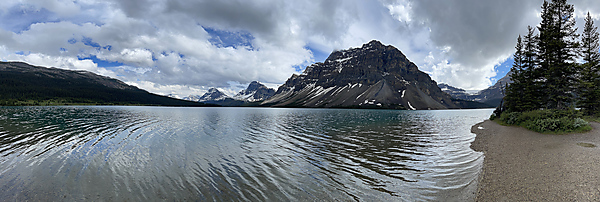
[363,40,385,49]
[323,40,401,65]
[234,81,276,102]
[246,81,263,92]
[263,40,457,110]
[196,88,228,102]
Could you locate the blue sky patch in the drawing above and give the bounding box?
[305,46,329,63]
[292,45,331,72]
[82,36,101,48]
[79,55,124,68]
[204,27,255,49]
[491,57,513,84]
[0,5,58,33]
[81,36,112,51]
[15,51,28,56]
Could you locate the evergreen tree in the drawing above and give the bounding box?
[505,36,525,112]
[578,12,600,115]
[537,0,579,109]
[536,0,555,108]
[505,27,542,112]
[521,26,542,111]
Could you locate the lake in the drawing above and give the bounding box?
[0,106,492,201]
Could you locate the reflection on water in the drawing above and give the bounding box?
[0,106,492,201]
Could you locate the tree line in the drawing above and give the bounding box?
[503,0,600,116]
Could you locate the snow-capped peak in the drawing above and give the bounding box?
[233,81,275,102]
[184,88,229,102]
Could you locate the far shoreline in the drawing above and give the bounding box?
[0,103,495,110]
[471,120,600,201]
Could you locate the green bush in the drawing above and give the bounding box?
[498,109,590,133]
[573,118,588,128]
[526,118,560,132]
[501,112,523,125]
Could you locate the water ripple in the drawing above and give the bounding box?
[0,106,492,201]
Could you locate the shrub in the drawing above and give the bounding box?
[526,118,560,132]
[500,111,523,125]
[498,109,590,133]
[573,118,589,129]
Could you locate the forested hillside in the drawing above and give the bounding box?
[0,62,212,106]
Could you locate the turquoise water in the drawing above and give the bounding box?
[0,106,492,201]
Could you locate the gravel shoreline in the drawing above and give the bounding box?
[471,120,600,201]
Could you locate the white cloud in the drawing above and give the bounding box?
[126,80,205,98]
[386,0,412,23]
[0,0,599,97]
[108,48,154,67]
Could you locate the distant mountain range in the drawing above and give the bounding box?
[184,88,229,102]
[0,62,212,106]
[438,71,512,107]
[1,41,501,109]
[183,81,276,106]
[185,40,492,109]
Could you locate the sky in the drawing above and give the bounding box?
[0,0,599,98]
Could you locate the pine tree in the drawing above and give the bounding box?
[505,36,525,112]
[505,26,542,112]
[521,26,542,111]
[536,0,555,108]
[578,12,600,115]
[537,0,579,110]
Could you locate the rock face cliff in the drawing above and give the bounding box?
[263,40,457,110]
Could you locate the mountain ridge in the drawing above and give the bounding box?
[0,61,212,106]
[438,71,512,107]
[183,81,275,106]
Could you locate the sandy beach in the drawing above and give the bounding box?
[471,120,600,201]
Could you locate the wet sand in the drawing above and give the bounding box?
[471,120,600,201]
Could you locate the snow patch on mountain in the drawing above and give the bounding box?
[184,88,229,102]
[233,81,276,102]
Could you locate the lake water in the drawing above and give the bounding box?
[0,106,492,201]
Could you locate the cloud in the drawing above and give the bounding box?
[0,0,598,97]
[402,0,542,89]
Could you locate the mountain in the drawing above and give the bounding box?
[473,71,512,106]
[182,94,203,102]
[0,61,211,106]
[233,81,276,102]
[183,88,244,106]
[262,40,459,110]
[184,82,275,106]
[438,83,474,101]
[192,88,229,102]
[438,71,513,107]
